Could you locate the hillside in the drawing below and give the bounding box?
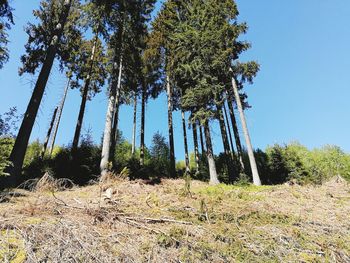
[0,177,349,262]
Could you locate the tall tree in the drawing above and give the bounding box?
[166,76,176,177]
[48,75,71,155]
[131,92,137,155]
[226,96,244,170]
[192,121,200,173]
[8,0,77,182]
[72,0,113,152]
[217,104,236,182]
[223,103,237,164]
[181,110,190,174]
[0,0,14,69]
[230,72,261,185]
[41,107,58,158]
[71,36,106,151]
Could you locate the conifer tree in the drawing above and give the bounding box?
[8,0,76,182]
[71,0,110,152]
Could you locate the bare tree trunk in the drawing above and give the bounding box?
[231,76,261,186]
[181,110,190,174]
[199,123,206,156]
[130,92,137,155]
[227,96,245,170]
[7,0,72,183]
[72,35,98,152]
[192,122,200,173]
[49,77,70,156]
[110,58,123,164]
[167,76,176,177]
[140,86,146,166]
[223,104,235,159]
[41,107,58,158]
[204,120,220,185]
[217,105,235,182]
[100,62,121,176]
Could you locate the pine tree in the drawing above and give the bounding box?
[7,0,76,183]
[0,0,13,69]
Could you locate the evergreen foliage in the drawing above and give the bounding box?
[0,0,13,69]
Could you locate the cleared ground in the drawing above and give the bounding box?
[0,176,349,262]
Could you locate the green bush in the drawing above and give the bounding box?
[0,137,14,176]
[264,143,350,185]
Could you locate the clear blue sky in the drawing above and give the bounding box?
[1,0,350,162]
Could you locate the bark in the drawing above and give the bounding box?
[166,76,176,177]
[140,85,146,166]
[131,92,137,155]
[199,123,206,156]
[7,0,72,183]
[100,70,119,176]
[72,35,98,152]
[41,107,58,159]
[227,95,245,170]
[204,120,220,185]
[49,77,70,156]
[110,88,120,162]
[192,122,200,173]
[109,60,123,165]
[181,110,190,174]
[231,76,261,186]
[217,105,236,182]
[223,103,236,159]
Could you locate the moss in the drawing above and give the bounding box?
[0,230,26,263]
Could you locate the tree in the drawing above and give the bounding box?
[41,107,58,158]
[101,0,157,173]
[230,75,261,185]
[181,110,190,174]
[217,104,236,182]
[8,0,76,183]
[72,1,110,152]
[191,121,200,173]
[150,132,170,176]
[48,75,71,155]
[0,0,14,69]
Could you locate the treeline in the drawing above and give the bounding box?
[1,1,347,188]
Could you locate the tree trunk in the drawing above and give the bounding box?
[181,110,190,174]
[217,105,235,182]
[231,76,261,186]
[110,92,120,162]
[199,123,206,156]
[204,120,220,185]
[41,107,58,158]
[166,76,176,177]
[49,77,70,156]
[72,35,98,152]
[227,96,245,170]
[140,85,146,166]
[192,122,200,173]
[131,92,137,155]
[223,103,236,160]
[7,0,72,183]
[100,82,118,176]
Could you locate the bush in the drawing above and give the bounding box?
[264,143,350,185]
[0,137,14,176]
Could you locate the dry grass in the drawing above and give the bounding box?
[0,177,349,262]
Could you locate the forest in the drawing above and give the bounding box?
[0,0,349,262]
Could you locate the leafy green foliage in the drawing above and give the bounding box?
[0,137,14,176]
[258,143,350,185]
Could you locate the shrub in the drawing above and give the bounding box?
[0,137,14,176]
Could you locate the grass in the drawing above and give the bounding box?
[0,177,349,262]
